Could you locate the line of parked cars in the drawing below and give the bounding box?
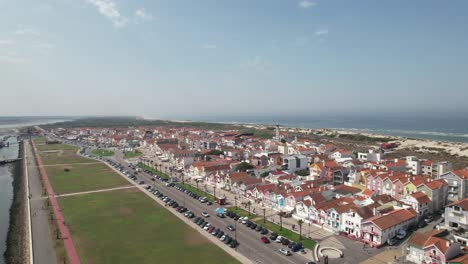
[224,210,305,256]
[147,184,239,249]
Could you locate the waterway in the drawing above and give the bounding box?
[0,117,66,264]
[0,131,18,264]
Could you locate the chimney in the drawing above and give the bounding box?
[446,241,450,248]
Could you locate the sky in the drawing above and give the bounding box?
[0,0,467,119]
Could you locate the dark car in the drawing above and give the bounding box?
[281,238,291,245]
[227,225,236,231]
[418,221,428,228]
[138,181,145,185]
[255,225,263,232]
[193,217,200,223]
[230,240,239,248]
[246,221,253,228]
[250,223,257,230]
[288,242,296,249]
[217,231,224,238]
[207,202,213,206]
[171,203,179,208]
[260,228,268,235]
[224,237,232,244]
[270,232,278,240]
[212,228,220,236]
[233,215,240,221]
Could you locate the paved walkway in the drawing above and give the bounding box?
[54,186,137,198]
[41,162,101,167]
[25,141,57,264]
[32,141,81,264]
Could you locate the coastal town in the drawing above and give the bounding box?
[43,122,468,264]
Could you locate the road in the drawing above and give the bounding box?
[25,140,57,264]
[108,151,311,264]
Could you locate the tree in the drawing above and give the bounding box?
[260,171,270,178]
[297,219,304,240]
[247,201,252,216]
[237,162,254,172]
[280,138,286,143]
[278,211,285,231]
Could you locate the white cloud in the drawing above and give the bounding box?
[315,29,329,36]
[135,8,154,21]
[240,56,271,71]
[0,53,30,64]
[14,27,41,36]
[298,1,317,9]
[85,0,128,28]
[0,39,15,45]
[203,44,217,49]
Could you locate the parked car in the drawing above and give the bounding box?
[260,228,268,235]
[396,230,407,240]
[250,223,257,230]
[279,248,291,256]
[227,225,236,231]
[424,215,434,223]
[260,236,270,244]
[270,233,278,240]
[202,212,210,217]
[224,236,232,244]
[230,240,239,248]
[216,231,224,238]
[281,238,291,246]
[387,237,398,246]
[255,225,263,232]
[275,236,283,243]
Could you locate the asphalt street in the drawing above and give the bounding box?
[110,151,312,264]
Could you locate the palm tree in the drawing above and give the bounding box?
[278,211,285,231]
[297,219,304,240]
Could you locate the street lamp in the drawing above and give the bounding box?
[263,207,266,224]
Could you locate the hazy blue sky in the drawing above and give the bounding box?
[1,0,467,118]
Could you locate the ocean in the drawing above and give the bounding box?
[0,117,68,263]
[191,114,468,143]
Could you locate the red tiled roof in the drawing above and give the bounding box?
[411,192,431,204]
[453,169,468,180]
[447,198,468,211]
[423,179,447,190]
[363,209,416,231]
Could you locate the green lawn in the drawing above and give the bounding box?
[45,163,130,194]
[175,182,216,202]
[36,144,91,165]
[92,149,115,157]
[137,164,171,180]
[225,207,253,218]
[254,219,316,250]
[124,151,142,159]
[33,137,47,144]
[58,189,240,264]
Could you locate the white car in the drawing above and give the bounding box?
[203,223,211,230]
[279,248,291,256]
[275,236,284,243]
[220,235,226,241]
[241,217,249,224]
[202,212,210,217]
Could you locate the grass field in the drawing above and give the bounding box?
[225,207,252,218]
[45,163,130,194]
[33,137,47,144]
[254,219,316,250]
[58,189,240,264]
[35,143,90,165]
[124,151,142,159]
[92,149,115,157]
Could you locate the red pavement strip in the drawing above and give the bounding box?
[32,142,81,264]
